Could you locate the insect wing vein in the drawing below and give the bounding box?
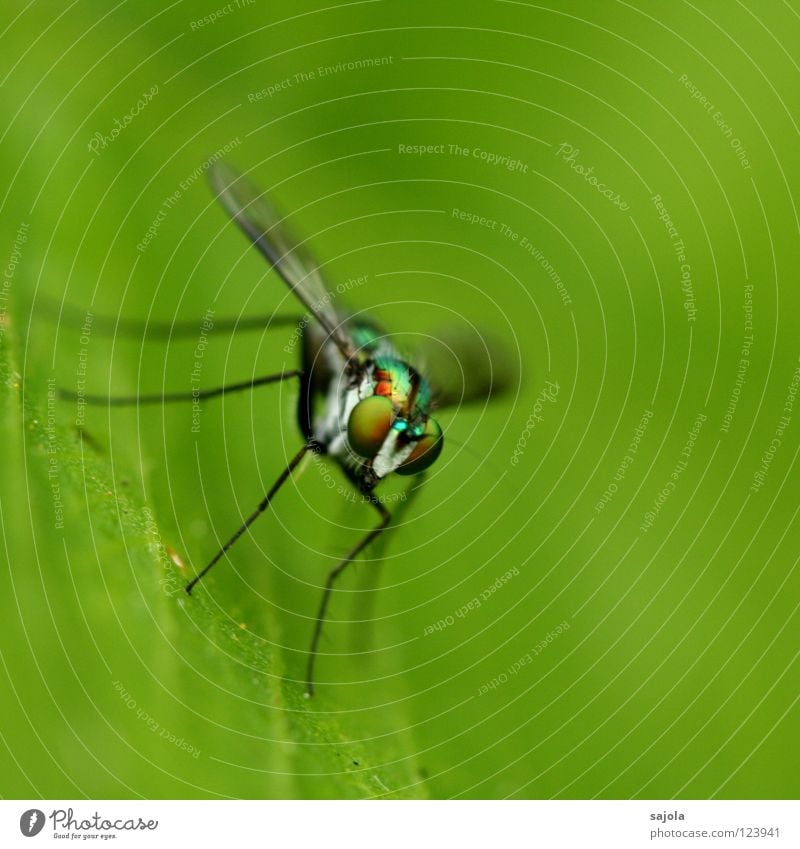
[208,161,355,362]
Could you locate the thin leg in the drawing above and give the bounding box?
[349,475,426,652]
[59,369,303,406]
[108,313,301,339]
[185,442,311,594]
[305,497,391,698]
[37,293,302,339]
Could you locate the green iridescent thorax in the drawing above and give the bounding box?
[372,354,432,438]
[345,318,432,433]
[349,321,383,353]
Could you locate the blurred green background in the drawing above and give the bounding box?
[1,0,799,799]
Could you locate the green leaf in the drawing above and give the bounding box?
[0,328,425,798]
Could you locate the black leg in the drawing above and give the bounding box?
[59,370,303,406]
[305,497,391,698]
[37,293,302,339]
[185,442,311,594]
[348,475,426,652]
[109,313,301,339]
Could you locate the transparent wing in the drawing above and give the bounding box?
[208,160,355,361]
[412,327,518,410]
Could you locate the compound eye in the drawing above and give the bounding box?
[397,417,444,475]
[347,395,393,458]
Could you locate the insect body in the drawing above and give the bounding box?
[303,318,443,489]
[65,161,506,697]
[188,162,455,695]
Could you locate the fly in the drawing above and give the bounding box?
[62,160,509,697]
